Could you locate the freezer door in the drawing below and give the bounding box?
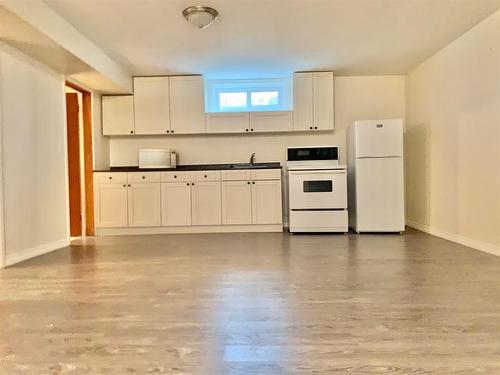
[354,119,403,158]
[354,157,404,232]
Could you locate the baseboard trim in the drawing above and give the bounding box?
[407,220,500,257]
[5,238,70,267]
[96,224,283,236]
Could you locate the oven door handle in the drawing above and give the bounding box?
[289,170,345,175]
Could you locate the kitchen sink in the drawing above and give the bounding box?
[228,163,276,169]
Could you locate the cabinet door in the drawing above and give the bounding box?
[161,182,192,226]
[102,96,135,135]
[127,183,161,227]
[222,181,252,225]
[252,180,282,225]
[191,181,221,225]
[94,183,128,227]
[313,72,334,130]
[169,76,206,134]
[206,112,249,133]
[133,77,170,135]
[249,111,292,132]
[293,73,313,131]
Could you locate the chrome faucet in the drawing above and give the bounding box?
[249,152,256,165]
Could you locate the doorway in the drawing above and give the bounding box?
[65,82,95,237]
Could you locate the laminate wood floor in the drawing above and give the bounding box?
[1,228,499,374]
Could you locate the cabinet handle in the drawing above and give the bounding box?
[108,176,112,180]
[166,130,170,133]
[309,126,313,130]
[247,181,250,184]
[130,130,134,134]
[128,184,131,187]
[252,182,255,184]
[171,130,174,133]
[250,128,254,131]
[192,182,195,186]
[142,176,145,179]
[174,175,177,178]
[186,183,190,186]
[123,184,126,187]
[204,175,207,178]
[314,126,318,130]
[245,129,249,132]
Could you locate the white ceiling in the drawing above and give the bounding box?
[44,0,500,78]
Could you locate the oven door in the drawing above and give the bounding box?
[289,170,347,209]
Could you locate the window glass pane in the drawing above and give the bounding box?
[251,91,279,106]
[219,92,247,111]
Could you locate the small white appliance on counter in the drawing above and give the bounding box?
[287,146,348,233]
[138,149,176,169]
[347,119,405,233]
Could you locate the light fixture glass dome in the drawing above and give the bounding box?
[183,6,219,29]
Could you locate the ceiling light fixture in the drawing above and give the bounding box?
[182,6,219,29]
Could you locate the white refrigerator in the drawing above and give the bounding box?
[347,119,405,233]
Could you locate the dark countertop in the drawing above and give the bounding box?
[94,162,282,173]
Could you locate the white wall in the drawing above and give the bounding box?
[92,92,109,169]
[108,76,406,167]
[0,42,69,266]
[406,10,500,255]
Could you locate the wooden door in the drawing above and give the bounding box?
[94,183,128,228]
[161,182,192,226]
[222,181,252,224]
[293,72,313,131]
[169,76,206,134]
[133,77,170,135]
[66,93,81,236]
[127,183,161,227]
[191,181,221,225]
[313,72,334,130]
[251,180,283,224]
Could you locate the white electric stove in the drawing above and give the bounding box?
[287,146,348,233]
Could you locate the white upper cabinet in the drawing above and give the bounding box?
[313,72,334,130]
[206,112,249,133]
[249,111,292,133]
[133,77,170,135]
[293,73,314,131]
[293,72,334,131]
[102,95,135,135]
[169,76,206,134]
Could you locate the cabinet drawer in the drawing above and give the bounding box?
[289,210,347,231]
[221,169,252,181]
[94,172,127,184]
[127,172,161,183]
[193,170,221,181]
[251,169,281,181]
[161,171,194,182]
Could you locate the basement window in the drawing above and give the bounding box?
[205,78,292,113]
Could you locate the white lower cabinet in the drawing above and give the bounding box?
[127,183,161,227]
[96,169,282,232]
[222,181,253,224]
[191,181,222,225]
[94,183,128,228]
[161,182,192,226]
[221,170,283,226]
[252,180,283,224]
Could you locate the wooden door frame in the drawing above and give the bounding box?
[65,81,95,236]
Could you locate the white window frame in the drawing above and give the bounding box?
[205,78,292,113]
